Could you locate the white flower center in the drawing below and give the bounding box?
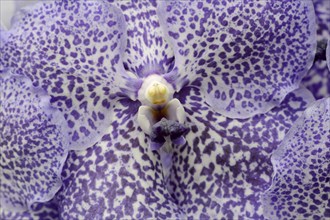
[137,74,186,150]
[146,82,169,105]
[137,74,174,108]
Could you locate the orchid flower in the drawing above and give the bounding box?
[0,0,328,219]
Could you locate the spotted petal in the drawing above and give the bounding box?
[312,0,330,40]
[0,70,68,211]
[159,0,316,118]
[302,0,330,99]
[0,0,129,150]
[56,98,184,219]
[261,98,330,219]
[166,84,315,219]
[109,0,175,78]
[0,199,59,219]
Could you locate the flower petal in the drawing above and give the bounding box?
[0,199,59,219]
[0,70,68,211]
[261,98,330,219]
[302,58,330,99]
[302,0,330,99]
[109,0,175,77]
[167,85,315,218]
[56,98,184,219]
[1,1,130,150]
[158,0,316,118]
[312,0,330,40]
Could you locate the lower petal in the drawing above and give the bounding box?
[167,85,315,219]
[56,98,184,219]
[261,98,330,219]
[0,70,68,211]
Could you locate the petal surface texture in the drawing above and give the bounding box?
[0,0,129,150]
[0,70,68,211]
[159,0,316,118]
[0,200,59,219]
[167,84,315,219]
[261,98,330,219]
[302,0,330,99]
[56,98,184,219]
[110,0,175,77]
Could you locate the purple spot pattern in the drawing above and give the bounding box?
[108,0,175,77]
[0,0,326,218]
[261,98,330,219]
[0,70,68,211]
[168,85,315,219]
[159,0,316,118]
[0,199,59,220]
[0,0,129,150]
[56,98,184,219]
[302,0,330,99]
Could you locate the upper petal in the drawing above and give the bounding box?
[167,84,315,218]
[56,97,184,219]
[158,0,316,118]
[261,98,330,219]
[0,0,130,150]
[109,0,175,77]
[0,70,68,211]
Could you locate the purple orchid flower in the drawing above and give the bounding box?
[1,0,328,219]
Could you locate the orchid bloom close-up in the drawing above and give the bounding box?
[0,0,329,219]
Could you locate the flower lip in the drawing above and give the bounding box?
[137,98,187,151]
[149,118,188,151]
[136,74,186,151]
